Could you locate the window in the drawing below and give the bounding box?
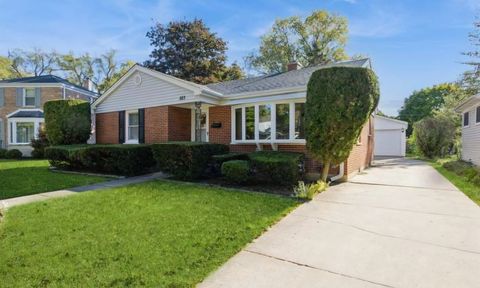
[464,112,470,127]
[24,88,36,107]
[16,122,34,144]
[258,104,271,139]
[233,102,305,143]
[127,112,139,142]
[477,106,480,124]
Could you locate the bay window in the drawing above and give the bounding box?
[8,118,43,145]
[232,101,305,143]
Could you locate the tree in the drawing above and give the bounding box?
[96,60,136,93]
[246,10,348,74]
[57,52,96,87]
[0,56,18,79]
[461,18,480,94]
[413,116,456,158]
[398,83,459,136]
[305,67,379,181]
[8,48,58,76]
[44,100,91,145]
[144,19,242,84]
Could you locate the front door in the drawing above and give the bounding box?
[192,107,209,142]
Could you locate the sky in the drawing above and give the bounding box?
[0,0,478,116]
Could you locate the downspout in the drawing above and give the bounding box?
[330,162,345,182]
[62,85,66,100]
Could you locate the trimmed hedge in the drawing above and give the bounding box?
[5,149,22,159]
[152,142,229,180]
[0,148,6,158]
[44,100,91,145]
[45,145,155,176]
[248,151,304,186]
[212,153,249,175]
[221,160,250,184]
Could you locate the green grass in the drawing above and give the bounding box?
[430,159,480,206]
[0,159,107,200]
[0,180,298,287]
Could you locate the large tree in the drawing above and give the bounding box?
[246,10,349,74]
[8,48,58,77]
[461,18,480,94]
[0,56,19,79]
[144,19,243,84]
[305,67,379,181]
[398,83,459,136]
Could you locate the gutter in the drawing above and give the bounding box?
[330,162,345,182]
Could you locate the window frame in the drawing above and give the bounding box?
[231,100,306,144]
[125,110,139,144]
[8,117,43,145]
[463,111,470,127]
[476,106,480,125]
[23,88,36,107]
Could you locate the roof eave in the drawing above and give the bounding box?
[455,94,480,113]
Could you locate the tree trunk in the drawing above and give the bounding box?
[321,160,330,182]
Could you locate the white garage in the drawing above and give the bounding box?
[374,115,408,157]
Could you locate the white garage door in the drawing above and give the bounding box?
[375,130,402,156]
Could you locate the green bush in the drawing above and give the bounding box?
[0,148,6,158]
[442,160,475,176]
[45,145,155,176]
[293,180,328,200]
[413,116,456,158]
[212,153,249,175]
[221,160,250,184]
[248,151,304,186]
[30,127,49,159]
[152,142,229,180]
[5,149,22,159]
[44,100,91,145]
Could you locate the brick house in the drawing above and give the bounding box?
[0,75,98,155]
[92,59,375,180]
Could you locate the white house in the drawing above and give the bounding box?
[455,94,480,166]
[374,115,408,157]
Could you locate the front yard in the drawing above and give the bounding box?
[0,159,107,200]
[0,180,298,287]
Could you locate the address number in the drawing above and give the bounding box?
[179,96,186,100]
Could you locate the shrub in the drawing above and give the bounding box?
[5,149,22,159]
[293,180,328,200]
[221,160,250,184]
[0,148,6,159]
[45,145,156,176]
[413,116,456,158]
[44,100,91,145]
[152,142,229,180]
[30,127,49,159]
[442,160,475,176]
[212,153,249,175]
[248,151,304,186]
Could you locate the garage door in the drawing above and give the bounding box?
[375,130,402,156]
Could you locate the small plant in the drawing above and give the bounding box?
[221,160,250,184]
[5,149,23,159]
[293,180,328,200]
[0,148,7,159]
[31,126,50,159]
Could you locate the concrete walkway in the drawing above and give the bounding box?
[0,172,165,209]
[200,158,480,288]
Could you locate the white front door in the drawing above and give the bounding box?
[191,107,209,142]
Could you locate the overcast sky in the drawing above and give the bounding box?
[0,0,478,115]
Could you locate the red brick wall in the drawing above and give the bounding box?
[145,106,168,143]
[345,117,374,177]
[96,112,119,144]
[209,105,231,145]
[168,106,191,141]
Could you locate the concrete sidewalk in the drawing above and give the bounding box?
[0,172,166,210]
[200,158,480,288]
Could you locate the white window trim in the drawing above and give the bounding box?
[8,117,44,145]
[125,110,139,144]
[476,106,480,125]
[463,112,470,128]
[231,99,306,144]
[23,88,36,108]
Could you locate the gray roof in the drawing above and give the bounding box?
[8,110,44,118]
[0,75,97,96]
[207,59,371,95]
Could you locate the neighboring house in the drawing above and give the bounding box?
[374,115,408,157]
[455,94,480,166]
[0,75,98,155]
[92,59,375,180]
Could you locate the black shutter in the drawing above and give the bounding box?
[138,108,145,144]
[119,111,125,143]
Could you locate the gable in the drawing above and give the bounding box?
[95,71,196,113]
[375,116,408,130]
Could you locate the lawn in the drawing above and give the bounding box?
[0,180,298,287]
[0,159,107,200]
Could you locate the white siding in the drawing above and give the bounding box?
[96,71,195,113]
[374,116,408,157]
[461,105,480,166]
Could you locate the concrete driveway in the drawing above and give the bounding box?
[199,158,480,288]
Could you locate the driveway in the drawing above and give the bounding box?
[199,158,480,288]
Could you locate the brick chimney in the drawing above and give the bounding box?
[287,61,301,71]
[82,77,94,91]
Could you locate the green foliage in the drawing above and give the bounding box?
[44,100,91,145]
[152,142,229,180]
[461,19,480,95]
[221,160,250,184]
[0,149,6,159]
[30,126,49,159]
[293,180,328,200]
[442,160,480,188]
[305,67,379,180]
[0,56,19,79]
[145,19,243,84]
[212,153,249,175]
[248,151,304,186]
[398,83,460,136]
[45,145,155,176]
[5,149,22,159]
[413,116,456,158]
[246,10,348,74]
